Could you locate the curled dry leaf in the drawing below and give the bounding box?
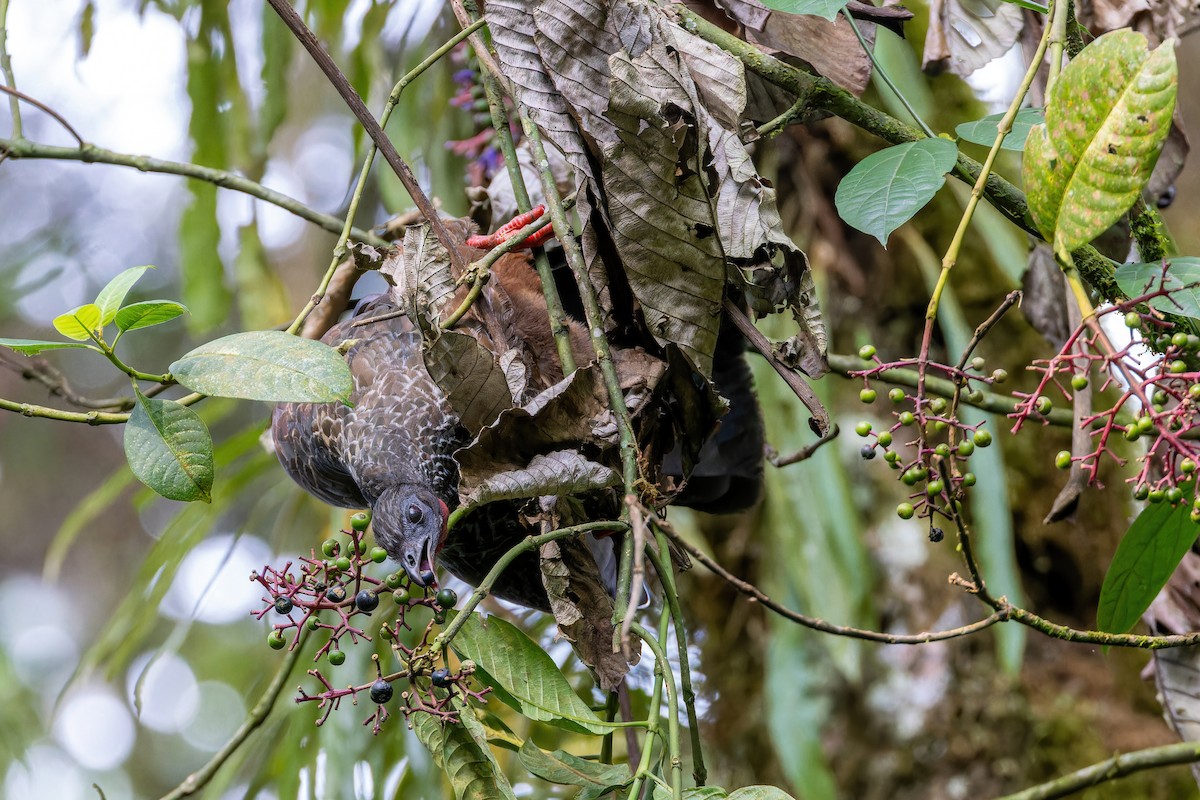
[923,0,1025,78]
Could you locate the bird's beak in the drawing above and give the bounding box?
[402,533,438,588]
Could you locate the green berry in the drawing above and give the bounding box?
[926,480,944,497]
[1153,390,1168,406]
[1123,425,1141,441]
[433,611,447,625]
[896,502,915,520]
[1134,484,1150,501]
[1190,384,1200,400]
[267,629,286,650]
[970,356,986,371]
[370,679,394,704]
[321,538,340,558]
[351,512,371,532]
[392,588,411,604]
[933,421,947,433]
[855,421,873,437]
[328,649,346,665]
[1172,332,1189,349]
[1182,459,1196,474]
[307,616,321,631]
[957,440,975,457]
[1189,335,1200,352]
[860,388,878,404]
[370,547,388,564]
[1170,360,1188,374]
[1071,375,1088,391]
[1125,311,1142,328]
[929,397,947,415]
[967,390,984,405]
[1191,509,1200,524]
[380,625,394,639]
[914,467,929,482]
[972,429,993,447]
[888,388,906,404]
[899,411,916,426]
[858,344,877,360]
[962,472,976,487]
[1149,489,1166,503]
[877,431,893,447]
[1055,450,1071,470]
[1035,396,1053,415]
[436,588,459,609]
[1137,414,1155,433]
[934,443,951,458]
[355,538,368,555]
[991,369,1008,384]
[385,572,404,590]
[902,469,919,486]
[1167,487,1184,504]
[335,556,352,572]
[884,450,900,464]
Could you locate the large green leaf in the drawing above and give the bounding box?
[115,300,188,332]
[727,789,799,800]
[52,303,103,341]
[448,612,609,735]
[756,0,845,20]
[955,107,1044,151]
[0,338,94,356]
[653,788,730,800]
[412,701,518,800]
[1115,257,1200,318]
[1098,498,1198,634]
[834,138,959,246]
[169,331,353,403]
[124,390,214,503]
[517,740,631,799]
[1023,29,1177,258]
[95,265,153,325]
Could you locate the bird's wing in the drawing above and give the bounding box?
[270,314,366,510]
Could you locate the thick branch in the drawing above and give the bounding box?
[996,741,1200,800]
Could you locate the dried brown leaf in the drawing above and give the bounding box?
[923,0,1025,78]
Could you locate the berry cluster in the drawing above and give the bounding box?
[851,344,1000,531]
[1011,300,1200,519]
[251,512,486,733]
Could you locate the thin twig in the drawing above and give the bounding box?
[0,0,23,138]
[265,0,468,276]
[0,84,83,144]
[0,352,133,410]
[660,522,1006,644]
[723,298,831,435]
[994,741,1200,800]
[954,291,1023,373]
[619,495,648,659]
[631,619,683,800]
[768,423,840,467]
[0,137,382,244]
[157,631,308,800]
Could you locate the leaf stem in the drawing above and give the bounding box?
[632,619,683,800]
[0,0,20,139]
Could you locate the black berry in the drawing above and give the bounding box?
[325,586,347,603]
[273,596,294,615]
[431,668,452,687]
[355,590,379,613]
[370,679,394,704]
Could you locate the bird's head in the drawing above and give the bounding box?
[372,485,450,588]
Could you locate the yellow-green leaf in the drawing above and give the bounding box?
[53,304,103,341]
[95,265,154,325]
[169,331,353,403]
[1023,30,1178,258]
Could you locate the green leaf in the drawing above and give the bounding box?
[169,331,353,403]
[727,789,799,800]
[412,700,518,800]
[95,265,153,325]
[756,0,846,20]
[115,301,188,332]
[518,740,631,799]
[123,390,215,503]
[1115,258,1200,318]
[1098,497,1198,634]
[834,138,959,246]
[0,338,94,356]
[448,612,610,735]
[653,788,730,800]
[52,304,103,341]
[1023,30,1178,259]
[955,108,1044,151]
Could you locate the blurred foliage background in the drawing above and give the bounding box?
[3,1,1200,798]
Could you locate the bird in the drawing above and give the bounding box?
[271,222,594,610]
[271,215,765,612]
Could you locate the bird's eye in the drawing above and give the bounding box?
[405,504,424,524]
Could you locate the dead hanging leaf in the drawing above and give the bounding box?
[423,330,515,436]
[923,0,1025,78]
[541,531,636,692]
[1077,0,1200,45]
[487,0,825,378]
[462,451,620,507]
[1145,551,1200,787]
[714,0,875,95]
